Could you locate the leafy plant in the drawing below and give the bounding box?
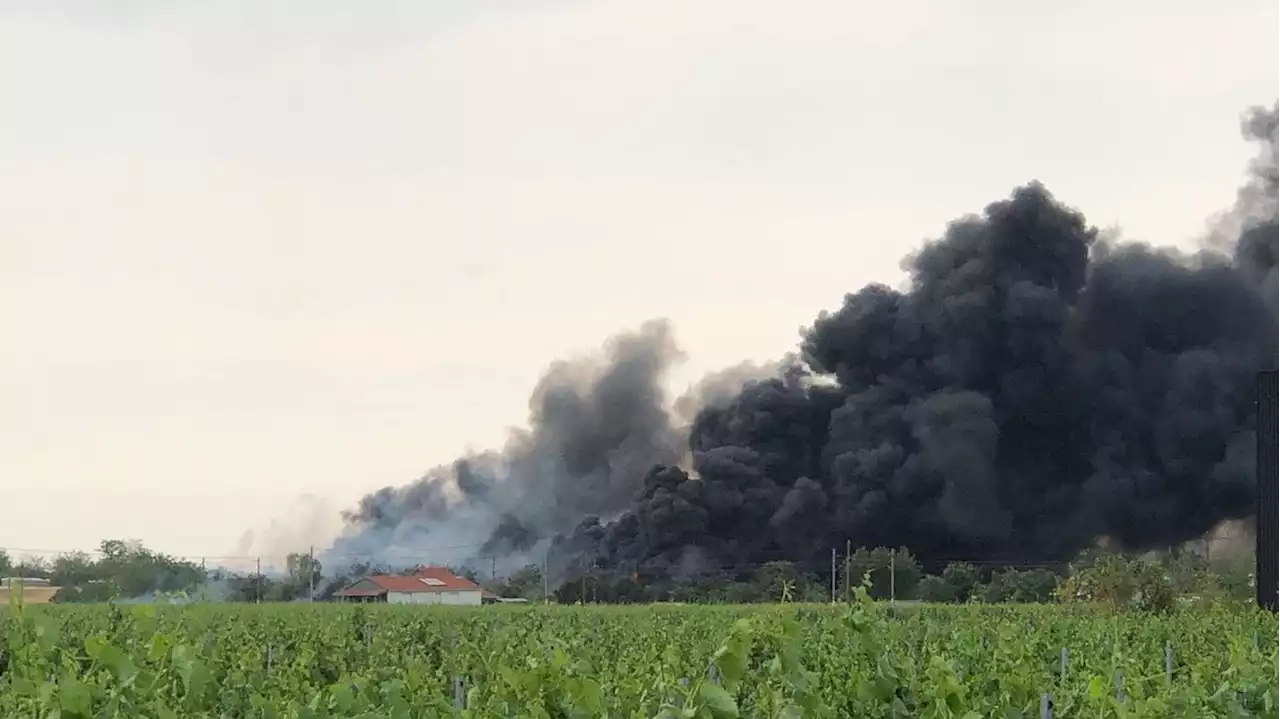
[2,592,1275,718]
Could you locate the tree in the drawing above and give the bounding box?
[1212,553,1255,603]
[99,539,140,561]
[491,564,546,601]
[1058,555,1175,612]
[981,568,1059,603]
[941,562,980,602]
[844,548,922,600]
[1160,549,1238,601]
[0,549,10,576]
[1130,561,1176,613]
[10,556,51,579]
[915,575,956,603]
[723,581,758,604]
[48,551,103,602]
[750,561,814,602]
[45,539,205,602]
[220,571,273,603]
[286,552,322,597]
[1057,554,1133,608]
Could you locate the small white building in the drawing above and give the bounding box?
[336,566,484,605]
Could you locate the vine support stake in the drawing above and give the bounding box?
[1115,669,1125,702]
[1040,693,1053,719]
[452,676,467,709]
[1164,642,1173,682]
[675,677,690,708]
[1059,647,1067,680]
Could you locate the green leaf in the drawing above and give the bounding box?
[84,634,108,660]
[9,678,37,697]
[698,681,738,718]
[59,678,92,717]
[32,616,59,653]
[777,705,805,719]
[716,650,747,687]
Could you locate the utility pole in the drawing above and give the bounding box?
[845,540,852,603]
[542,553,549,603]
[830,548,837,603]
[308,546,315,602]
[491,555,497,584]
[889,549,896,605]
[256,557,262,604]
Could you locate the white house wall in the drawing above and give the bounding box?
[386,590,482,606]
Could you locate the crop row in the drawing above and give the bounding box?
[2,596,1276,718]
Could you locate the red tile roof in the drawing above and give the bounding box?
[336,566,482,596]
[411,566,482,590]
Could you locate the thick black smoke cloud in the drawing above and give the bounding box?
[333,104,1277,579]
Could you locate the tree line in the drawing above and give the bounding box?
[551,546,1256,611]
[0,539,1255,611]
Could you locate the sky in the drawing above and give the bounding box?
[2,0,1277,565]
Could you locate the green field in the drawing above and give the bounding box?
[2,597,1277,718]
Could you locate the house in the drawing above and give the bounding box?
[335,566,484,605]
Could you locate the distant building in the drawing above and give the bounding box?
[0,577,52,587]
[335,566,484,605]
[0,577,60,604]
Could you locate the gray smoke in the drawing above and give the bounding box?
[325,319,739,571]
[327,103,1278,582]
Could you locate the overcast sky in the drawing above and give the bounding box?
[2,0,1276,564]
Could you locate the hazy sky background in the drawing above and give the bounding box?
[3,0,1277,564]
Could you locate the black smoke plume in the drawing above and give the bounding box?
[325,322,779,569]
[330,104,1278,581]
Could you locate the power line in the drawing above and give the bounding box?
[0,535,543,563]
